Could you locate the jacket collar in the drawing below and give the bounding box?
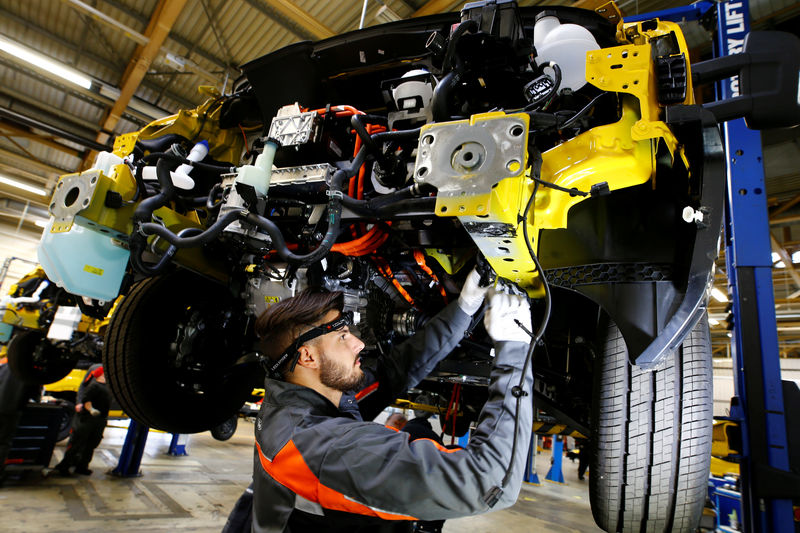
[263,378,341,416]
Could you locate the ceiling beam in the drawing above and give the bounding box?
[0,122,82,158]
[243,0,335,41]
[0,160,52,186]
[771,233,800,290]
[63,0,149,46]
[96,0,232,74]
[0,86,103,136]
[0,146,70,177]
[771,191,800,219]
[90,0,188,154]
[413,0,458,17]
[0,106,107,152]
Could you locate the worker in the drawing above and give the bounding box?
[239,266,533,532]
[0,356,41,485]
[74,363,104,414]
[47,366,110,476]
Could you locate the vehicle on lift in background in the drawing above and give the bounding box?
[0,266,110,385]
[33,1,800,531]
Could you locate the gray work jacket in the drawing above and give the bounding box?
[251,301,533,532]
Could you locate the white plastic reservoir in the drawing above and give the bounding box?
[533,13,600,92]
[38,220,129,302]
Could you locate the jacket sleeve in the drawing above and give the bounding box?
[355,301,472,419]
[286,340,534,520]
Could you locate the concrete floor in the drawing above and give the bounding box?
[0,419,602,532]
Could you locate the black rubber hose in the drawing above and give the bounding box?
[370,127,423,143]
[133,158,177,224]
[340,183,434,212]
[130,227,204,276]
[442,19,478,73]
[136,134,189,154]
[139,209,241,248]
[431,69,463,123]
[350,115,382,155]
[141,151,236,174]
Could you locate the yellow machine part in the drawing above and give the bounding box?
[1,267,50,329]
[50,164,138,237]
[113,91,244,165]
[453,99,656,297]
[710,456,740,478]
[585,19,693,165]
[44,369,85,394]
[532,421,586,439]
[49,163,227,282]
[443,18,696,297]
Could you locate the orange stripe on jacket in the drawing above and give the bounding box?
[256,440,417,521]
[355,381,379,401]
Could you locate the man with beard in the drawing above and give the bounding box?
[233,267,534,532]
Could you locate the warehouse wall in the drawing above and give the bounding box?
[0,221,44,297]
[713,357,800,416]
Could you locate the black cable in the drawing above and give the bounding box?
[524,62,563,111]
[558,92,606,130]
[486,179,552,505]
[532,177,588,197]
[442,19,478,73]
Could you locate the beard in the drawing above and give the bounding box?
[319,352,365,392]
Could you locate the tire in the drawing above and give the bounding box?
[56,402,75,442]
[590,315,713,533]
[103,271,254,434]
[7,329,77,385]
[211,414,238,441]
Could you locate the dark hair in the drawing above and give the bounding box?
[255,288,344,376]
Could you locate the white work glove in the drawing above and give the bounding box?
[88,407,101,417]
[484,290,532,344]
[457,267,491,315]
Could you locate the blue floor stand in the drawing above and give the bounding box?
[524,433,540,485]
[111,419,148,477]
[545,437,565,484]
[168,434,189,456]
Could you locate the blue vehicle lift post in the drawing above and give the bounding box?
[111,419,148,477]
[715,2,795,530]
[628,1,798,530]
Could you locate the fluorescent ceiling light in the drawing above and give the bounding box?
[0,35,92,89]
[0,175,48,196]
[711,287,728,303]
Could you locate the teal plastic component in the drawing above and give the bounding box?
[37,220,129,302]
[0,322,12,344]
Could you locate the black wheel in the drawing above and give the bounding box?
[211,414,239,441]
[590,315,713,533]
[103,271,255,433]
[7,329,77,385]
[56,401,75,442]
